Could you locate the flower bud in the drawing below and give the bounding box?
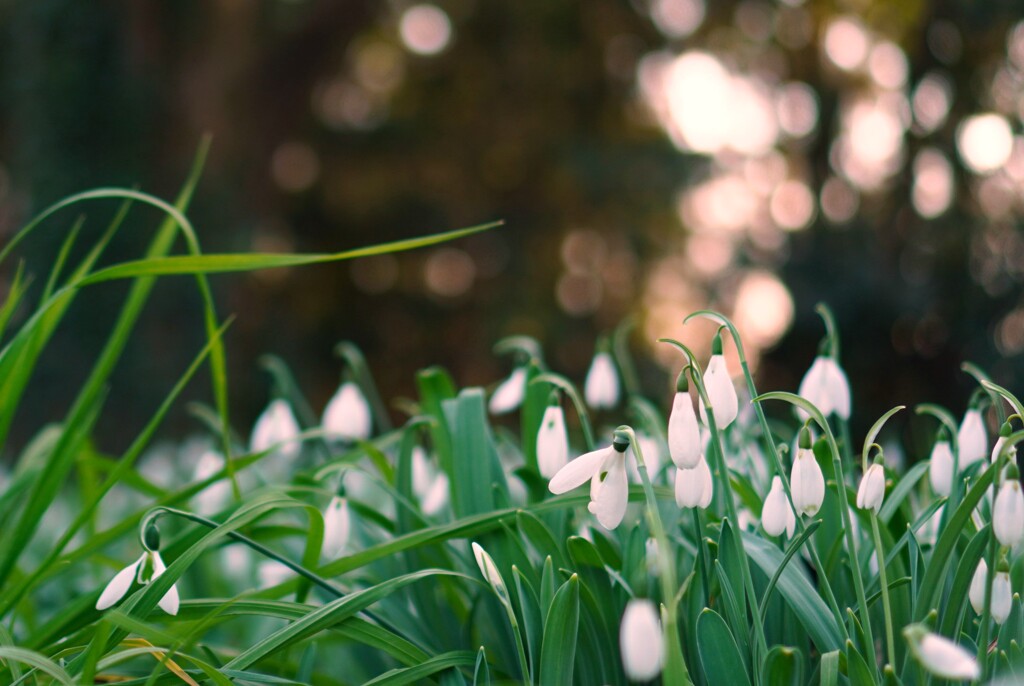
[797,354,851,419]
[699,350,738,428]
[323,381,373,441]
[790,446,825,517]
[488,367,527,415]
[675,455,713,510]
[928,431,953,497]
[904,625,980,680]
[668,388,701,469]
[957,408,987,469]
[584,349,619,409]
[993,465,1024,547]
[620,599,664,681]
[856,461,886,514]
[761,476,796,538]
[968,558,988,616]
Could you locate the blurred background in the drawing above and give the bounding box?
[1,0,1023,453]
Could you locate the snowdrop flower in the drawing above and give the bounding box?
[549,439,630,529]
[991,421,1016,463]
[536,398,569,478]
[322,382,372,441]
[928,430,953,497]
[250,399,301,459]
[797,352,851,419]
[412,447,449,516]
[96,525,178,615]
[192,449,231,514]
[471,542,508,599]
[584,348,619,409]
[699,333,738,428]
[321,495,351,561]
[974,557,1014,624]
[969,558,988,616]
[957,407,987,469]
[790,428,825,517]
[620,599,664,681]
[675,454,713,510]
[257,560,293,587]
[856,460,886,514]
[761,476,796,538]
[993,464,1024,547]
[489,366,527,415]
[668,371,701,469]
[905,626,980,680]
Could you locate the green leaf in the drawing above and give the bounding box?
[539,575,580,686]
[844,640,876,686]
[820,650,840,686]
[0,647,74,685]
[362,651,478,686]
[696,608,750,686]
[761,645,803,686]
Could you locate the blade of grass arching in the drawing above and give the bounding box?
[0,321,232,618]
[361,651,478,686]
[41,215,85,300]
[0,426,60,528]
[0,261,30,343]
[0,647,75,686]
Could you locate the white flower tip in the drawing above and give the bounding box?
[910,629,980,680]
[620,599,664,681]
[96,561,140,611]
[323,383,373,441]
[488,368,527,415]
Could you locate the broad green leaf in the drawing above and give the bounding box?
[761,645,803,686]
[362,651,478,686]
[696,608,750,686]
[539,575,579,686]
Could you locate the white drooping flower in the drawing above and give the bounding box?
[797,354,851,419]
[991,421,1016,463]
[761,476,796,538]
[250,398,301,459]
[96,550,179,615]
[321,496,352,561]
[620,599,664,681]
[471,542,508,598]
[905,626,980,681]
[322,382,372,441]
[856,462,886,514]
[790,432,825,517]
[412,447,449,516]
[993,468,1024,547]
[668,380,701,469]
[969,558,988,616]
[992,569,1013,624]
[957,408,987,469]
[675,455,713,510]
[699,335,738,428]
[584,351,620,409]
[536,403,570,479]
[549,443,630,529]
[192,449,231,514]
[489,367,527,415]
[928,434,954,497]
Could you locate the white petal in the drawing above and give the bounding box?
[422,471,449,516]
[489,368,527,415]
[620,599,664,681]
[928,441,953,496]
[584,353,619,409]
[250,399,301,458]
[668,392,701,469]
[822,357,852,419]
[471,542,507,597]
[797,357,832,417]
[549,447,613,495]
[916,633,980,680]
[957,410,987,469]
[537,405,570,479]
[147,552,180,616]
[699,355,738,428]
[411,446,432,498]
[992,572,1013,624]
[589,454,628,529]
[969,559,988,616]
[321,496,351,561]
[791,448,824,517]
[322,382,373,441]
[675,456,713,510]
[96,556,144,610]
[761,476,791,537]
[994,481,1024,547]
[856,464,885,514]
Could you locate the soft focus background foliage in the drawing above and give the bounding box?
[2,0,1023,454]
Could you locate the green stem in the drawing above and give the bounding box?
[870,515,896,668]
[621,426,693,686]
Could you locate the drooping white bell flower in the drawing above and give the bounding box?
[992,567,1013,624]
[761,476,796,538]
[322,382,372,441]
[584,350,620,409]
[471,542,508,599]
[957,407,987,469]
[991,421,1016,463]
[537,402,570,479]
[489,367,527,415]
[928,432,954,497]
[668,372,701,469]
[699,334,738,428]
[790,429,825,517]
[96,547,178,615]
[993,465,1024,547]
[412,447,449,516]
[797,354,851,419]
[969,558,988,616]
[905,626,980,681]
[549,442,630,529]
[856,461,886,514]
[675,455,713,510]
[250,398,301,459]
[620,599,664,681]
[192,449,231,514]
[321,496,351,561]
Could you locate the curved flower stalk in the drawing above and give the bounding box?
[620,599,664,681]
[675,455,713,510]
[584,344,620,409]
[790,427,825,517]
[250,398,301,459]
[957,404,988,469]
[928,429,954,497]
[548,437,630,529]
[668,370,701,469]
[761,475,796,538]
[905,625,980,681]
[96,524,178,615]
[536,394,570,478]
[698,332,738,428]
[797,348,851,420]
[489,366,527,415]
[322,381,372,441]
